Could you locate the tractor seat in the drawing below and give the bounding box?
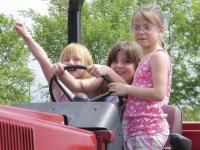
[163,105,192,150]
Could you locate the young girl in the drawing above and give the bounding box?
[95,41,142,104]
[13,20,93,102]
[106,4,172,150]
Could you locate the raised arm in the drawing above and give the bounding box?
[13,20,52,82]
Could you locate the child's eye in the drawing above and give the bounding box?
[124,60,131,64]
[133,26,139,31]
[144,26,151,31]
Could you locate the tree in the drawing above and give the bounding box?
[166,1,200,107]
[0,14,34,104]
[165,0,200,120]
[81,0,137,63]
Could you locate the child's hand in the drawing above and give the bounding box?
[13,20,30,38]
[87,64,111,78]
[52,62,65,76]
[108,82,128,96]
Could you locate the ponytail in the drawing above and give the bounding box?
[160,38,168,51]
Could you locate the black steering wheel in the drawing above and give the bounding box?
[49,64,117,103]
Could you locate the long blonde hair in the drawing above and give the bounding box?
[132,4,168,50]
[59,43,93,79]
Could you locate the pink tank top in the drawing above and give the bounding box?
[125,50,172,137]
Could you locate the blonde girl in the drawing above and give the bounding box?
[14,20,93,102]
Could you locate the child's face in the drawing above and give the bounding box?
[110,50,135,84]
[132,13,162,50]
[62,56,83,79]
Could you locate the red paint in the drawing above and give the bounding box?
[183,121,200,150]
[0,104,114,150]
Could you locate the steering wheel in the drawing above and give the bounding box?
[49,64,117,103]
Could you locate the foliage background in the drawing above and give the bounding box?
[0,14,34,104]
[0,0,199,120]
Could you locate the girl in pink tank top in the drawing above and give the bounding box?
[123,49,171,149]
[107,4,172,150]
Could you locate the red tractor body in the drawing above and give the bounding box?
[0,104,115,150]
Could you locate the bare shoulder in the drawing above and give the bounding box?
[150,51,171,72]
[151,51,170,64]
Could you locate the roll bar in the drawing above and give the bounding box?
[67,0,84,44]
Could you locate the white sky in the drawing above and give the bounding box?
[0,0,48,16]
[0,0,49,102]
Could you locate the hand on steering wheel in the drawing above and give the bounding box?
[49,65,113,102]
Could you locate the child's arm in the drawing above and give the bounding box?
[13,20,52,82]
[108,52,170,101]
[87,64,127,84]
[52,63,103,93]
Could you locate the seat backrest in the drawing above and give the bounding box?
[163,105,182,134]
[163,105,192,150]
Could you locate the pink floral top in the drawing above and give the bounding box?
[124,50,172,137]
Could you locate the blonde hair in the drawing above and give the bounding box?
[132,4,168,50]
[59,43,93,79]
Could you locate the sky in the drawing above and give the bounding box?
[0,0,49,102]
[0,0,48,16]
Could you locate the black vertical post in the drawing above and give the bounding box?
[67,0,84,44]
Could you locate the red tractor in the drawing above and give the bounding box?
[0,0,200,150]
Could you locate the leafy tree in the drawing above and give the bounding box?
[166,0,200,107]
[82,0,137,63]
[165,0,200,120]
[0,14,34,104]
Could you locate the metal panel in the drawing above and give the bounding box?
[13,102,123,150]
